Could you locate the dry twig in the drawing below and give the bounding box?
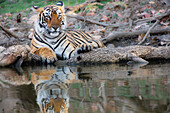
[66,14,108,27]
[138,19,160,45]
[0,25,21,39]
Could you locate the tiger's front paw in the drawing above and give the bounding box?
[32,47,57,64]
[76,44,93,54]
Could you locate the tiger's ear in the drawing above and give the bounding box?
[56,1,64,10]
[56,1,64,6]
[32,5,44,13]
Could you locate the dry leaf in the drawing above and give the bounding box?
[161,16,169,22]
[117,12,122,17]
[137,34,145,42]
[5,13,11,17]
[22,17,27,20]
[100,15,110,22]
[137,12,151,18]
[91,28,106,34]
[161,25,169,29]
[137,34,150,42]
[152,36,158,41]
[91,30,98,34]
[86,32,90,34]
[106,7,111,10]
[144,13,151,18]
[159,10,166,13]
[87,12,96,16]
[146,5,151,9]
[67,22,74,26]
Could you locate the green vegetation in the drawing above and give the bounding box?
[0,0,85,14]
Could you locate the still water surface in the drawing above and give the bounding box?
[0,63,170,113]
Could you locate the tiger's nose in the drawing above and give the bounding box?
[52,25,59,30]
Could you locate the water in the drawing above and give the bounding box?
[0,63,170,113]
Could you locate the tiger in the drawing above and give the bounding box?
[31,1,104,63]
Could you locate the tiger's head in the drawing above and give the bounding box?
[32,1,67,36]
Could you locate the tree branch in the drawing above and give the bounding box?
[101,26,170,44]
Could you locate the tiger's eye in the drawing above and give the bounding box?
[44,10,51,20]
[56,11,62,19]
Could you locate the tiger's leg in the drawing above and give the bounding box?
[75,43,93,54]
[74,40,105,55]
[31,47,57,63]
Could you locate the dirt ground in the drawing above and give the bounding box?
[0,0,169,48]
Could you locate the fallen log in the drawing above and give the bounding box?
[0,45,30,67]
[67,45,170,64]
[101,26,170,44]
[1,45,170,66]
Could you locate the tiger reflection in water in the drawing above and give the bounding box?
[31,66,78,113]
